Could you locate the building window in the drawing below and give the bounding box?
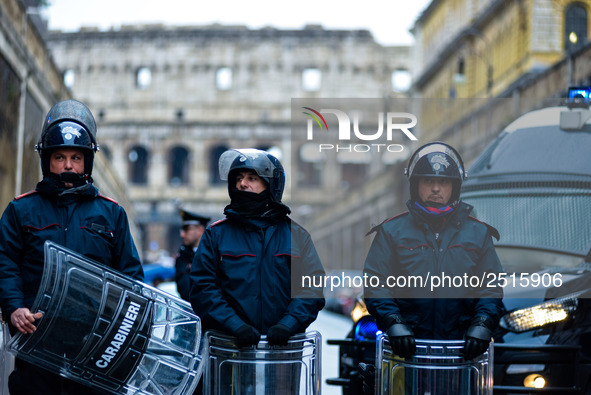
[176,109,185,122]
[565,3,588,52]
[337,150,369,190]
[302,68,321,91]
[391,69,412,92]
[216,67,232,90]
[169,146,190,186]
[453,57,466,85]
[298,143,323,186]
[340,163,367,190]
[210,145,229,184]
[100,145,112,162]
[128,146,149,184]
[136,67,152,89]
[63,69,75,89]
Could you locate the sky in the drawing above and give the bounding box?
[44,0,432,46]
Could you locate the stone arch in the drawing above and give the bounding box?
[168,145,190,186]
[128,145,149,184]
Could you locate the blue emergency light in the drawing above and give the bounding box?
[568,86,591,102]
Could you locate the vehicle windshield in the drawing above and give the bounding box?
[494,247,583,274]
[462,188,591,272]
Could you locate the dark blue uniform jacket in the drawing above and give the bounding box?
[364,201,504,339]
[175,245,195,301]
[189,216,325,335]
[0,186,143,319]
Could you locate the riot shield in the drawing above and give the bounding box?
[1,312,14,395]
[203,330,321,395]
[6,241,204,394]
[376,336,492,395]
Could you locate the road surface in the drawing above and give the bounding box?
[308,309,353,395]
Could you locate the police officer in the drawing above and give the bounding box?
[189,148,325,348]
[0,100,144,394]
[363,142,503,360]
[175,209,210,301]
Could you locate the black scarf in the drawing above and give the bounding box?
[224,189,291,225]
[36,173,95,205]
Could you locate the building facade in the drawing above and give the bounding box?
[46,24,413,262]
[0,0,140,246]
[410,0,591,156]
[44,1,591,272]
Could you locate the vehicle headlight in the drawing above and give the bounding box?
[500,294,579,332]
[350,298,369,323]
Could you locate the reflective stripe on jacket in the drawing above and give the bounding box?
[364,201,504,339]
[0,187,143,318]
[189,217,325,335]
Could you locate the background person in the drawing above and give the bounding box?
[363,141,503,362]
[0,100,143,394]
[175,209,210,301]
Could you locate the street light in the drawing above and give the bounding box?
[567,26,580,85]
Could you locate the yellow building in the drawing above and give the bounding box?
[411,0,591,140]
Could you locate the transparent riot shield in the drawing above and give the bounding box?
[376,336,492,395]
[1,310,15,395]
[6,241,204,394]
[203,330,321,395]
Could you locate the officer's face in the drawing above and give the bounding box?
[50,148,85,176]
[417,177,453,205]
[235,170,267,194]
[180,225,204,248]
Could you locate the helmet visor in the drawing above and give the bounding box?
[219,149,278,181]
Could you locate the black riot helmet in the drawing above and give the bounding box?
[404,141,466,204]
[218,148,285,202]
[36,100,99,177]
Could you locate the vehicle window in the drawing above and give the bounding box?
[463,188,591,259]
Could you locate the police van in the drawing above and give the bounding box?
[326,87,591,394]
[460,87,591,394]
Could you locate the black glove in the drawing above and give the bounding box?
[384,315,416,358]
[358,363,376,395]
[463,316,494,360]
[234,325,261,348]
[266,324,292,346]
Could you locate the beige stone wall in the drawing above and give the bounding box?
[46,25,413,257]
[0,0,141,253]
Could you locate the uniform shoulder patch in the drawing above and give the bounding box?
[98,194,119,205]
[381,211,409,225]
[287,217,311,235]
[14,190,37,200]
[209,218,227,228]
[366,212,409,236]
[468,216,500,241]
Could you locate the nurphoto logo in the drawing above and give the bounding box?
[301,105,418,153]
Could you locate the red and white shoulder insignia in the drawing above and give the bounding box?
[209,218,227,228]
[98,194,119,205]
[14,190,37,200]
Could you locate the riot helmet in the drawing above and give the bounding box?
[405,141,466,204]
[36,100,99,177]
[218,148,285,202]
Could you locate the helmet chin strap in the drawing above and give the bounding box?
[49,172,90,188]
